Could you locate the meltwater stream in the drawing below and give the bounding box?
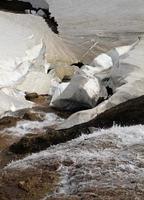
[5,125,144,198]
[1,1,144,199]
[1,112,63,137]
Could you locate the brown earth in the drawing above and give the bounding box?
[0,163,60,200]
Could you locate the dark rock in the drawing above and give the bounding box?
[106,86,113,97]
[25,93,51,106]
[0,0,59,34]
[18,181,29,192]
[71,62,84,68]
[25,92,39,101]
[62,159,74,167]
[23,111,45,121]
[0,116,19,129]
[82,95,144,129]
[9,126,90,154]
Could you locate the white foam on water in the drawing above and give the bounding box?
[2,112,63,137]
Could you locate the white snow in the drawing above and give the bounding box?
[0,11,77,116]
[91,53,113,70]
[56,38,144,129]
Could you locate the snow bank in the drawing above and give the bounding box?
[0,11,77,74]
[0,11,77,116]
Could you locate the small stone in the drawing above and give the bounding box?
[0,116,19,129]
[18,181,29,192]
[23,111,45,121]
[62,159,74,166]
[25,93,39,101]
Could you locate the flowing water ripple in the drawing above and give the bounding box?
[5,125,144,198]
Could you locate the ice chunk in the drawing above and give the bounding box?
[0,11,77,116]
[50,82,70,105]
[51,74,107,111]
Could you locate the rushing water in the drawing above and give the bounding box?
[1,112,63,137]
[5,125,144,198]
